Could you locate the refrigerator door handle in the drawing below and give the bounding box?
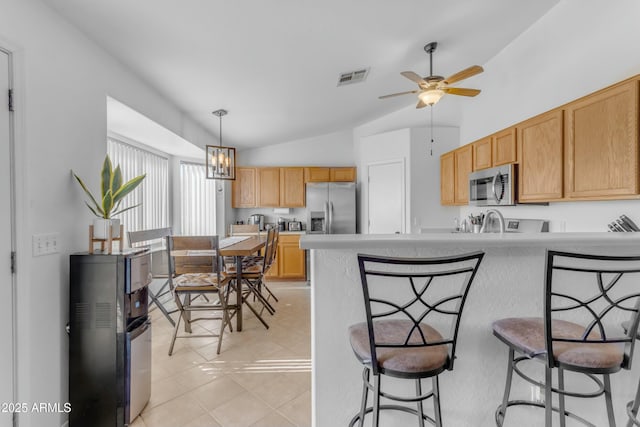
[329,202,334,234]
[324,201,329,234]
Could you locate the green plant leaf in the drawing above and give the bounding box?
[101,155,112,201]
[111,165,123,195]
[112,174,146,205]
[112,203,141,217]
[73,172,104,217]
[102,190,113,219]
[84,201,102,217]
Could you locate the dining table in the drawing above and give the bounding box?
[217,235,266,331]
[170,235,266,331]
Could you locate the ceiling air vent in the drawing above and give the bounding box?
[337,68,370,86]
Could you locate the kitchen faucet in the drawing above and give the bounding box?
[480,209,505,234]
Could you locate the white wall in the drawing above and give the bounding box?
[0,1,214,426]
[458,0,640,231]
[354,127,459,234]
[409,127,459,231]
[237,129,355,166]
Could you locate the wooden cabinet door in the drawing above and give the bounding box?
[280,167,305,207]
[265,248,279,279]
[517,109,564,202]
[454,145,473,205]
[565,80,639,198]
[472,137,492,171]
[257,167,280,207]
[440,151,455,205]
[278,235,306,280]
[304,167,330,182]
[330,167,356,182]
[232,167,257,208]
[492,128,517,166]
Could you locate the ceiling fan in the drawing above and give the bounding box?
[380,42,483,108]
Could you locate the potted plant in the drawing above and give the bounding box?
[73,155,146,239]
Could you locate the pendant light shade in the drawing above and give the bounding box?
[206,109,236,180]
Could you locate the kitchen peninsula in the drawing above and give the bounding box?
[300,232,640,427]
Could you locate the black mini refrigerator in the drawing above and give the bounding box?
[69,251,152,427]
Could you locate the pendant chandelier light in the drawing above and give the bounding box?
[206,109,236,180]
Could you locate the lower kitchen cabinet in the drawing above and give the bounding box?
[265,234,306,281]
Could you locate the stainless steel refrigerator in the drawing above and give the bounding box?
[306,182,356,234]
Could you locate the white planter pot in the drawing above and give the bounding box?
[92,218,121,239]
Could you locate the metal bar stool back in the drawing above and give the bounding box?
[493,250,640,426]
[349,251,485,427]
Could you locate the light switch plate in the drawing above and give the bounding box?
[32,232,60,256]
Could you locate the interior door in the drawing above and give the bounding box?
[0,48,15,427]
[367,160,404,234]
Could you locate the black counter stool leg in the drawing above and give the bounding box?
[492,250,640,427]
[348,251,485,427]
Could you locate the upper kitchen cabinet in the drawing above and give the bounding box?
[454,145,473,205]
[440,151,455,205]
[330,167,357,182]
[257,167,281,207]
[304,167,330,182]
[517,109,564,202]
[305,167,356,182]
[280,167,305,207]
[492,128,517,166]
[565,79,639,199]
[232,167,257,208]
[472,137,492,171]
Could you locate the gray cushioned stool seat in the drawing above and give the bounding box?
[349,319,449,374]
[493,317,624,371]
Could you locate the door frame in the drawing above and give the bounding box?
[0,44,17,425]
[366,158,406,234]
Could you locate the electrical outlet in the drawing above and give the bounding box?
[32,232,60,256]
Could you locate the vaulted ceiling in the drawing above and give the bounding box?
[40,0,561,150]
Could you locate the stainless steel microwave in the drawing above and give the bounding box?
[469,164,516,206]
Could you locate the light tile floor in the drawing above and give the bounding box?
[132,282,311,427]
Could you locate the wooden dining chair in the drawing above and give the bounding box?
[229,223,260,236]
[167,235,237,355]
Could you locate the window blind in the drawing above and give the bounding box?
[180,161,217,235]
[107,138,169,233]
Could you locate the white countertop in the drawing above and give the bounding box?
[230,230,306,236]
[300,232,640,249]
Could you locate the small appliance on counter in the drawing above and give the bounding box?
[608,214,640,232]
[248,214,265,231]
[287,221,302,231]
[277,217,287,231]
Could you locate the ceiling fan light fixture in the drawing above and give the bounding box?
[418,89,445,106]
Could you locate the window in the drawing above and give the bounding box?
[107,138,169,233]
[180,161,217,235]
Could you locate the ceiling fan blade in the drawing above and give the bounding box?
[401,71,427,85]
[416,99,427,109]
[443,65,483,85]
[443,87,481,97]
[378,90,418,99]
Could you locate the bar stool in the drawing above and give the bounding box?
[493,250,640,426]
[621,321,640,426]
[349,251,484,427]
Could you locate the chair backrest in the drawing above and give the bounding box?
[545,250,640,369]
[168,235,222,277]
[357,251,484,375]
[262,228,278,273]
[128,227,172,278]
[230,224,260,235]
